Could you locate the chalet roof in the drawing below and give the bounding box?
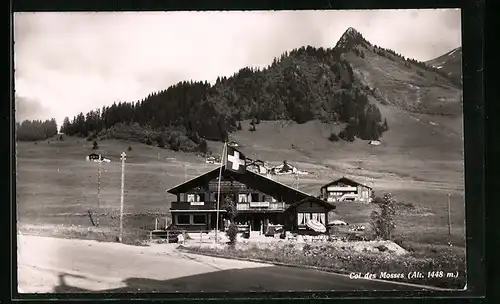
[320,176,372,190]
[287,196,336,211]
[167,165,331,207]
[167,166,222,194]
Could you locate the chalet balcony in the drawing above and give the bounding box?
[170,201,219,211]
[236,201,286,212]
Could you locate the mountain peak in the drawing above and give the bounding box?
[345,27,361,36]
[335,27,368,50]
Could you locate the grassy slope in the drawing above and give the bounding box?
[349,46,462,117]
[16,137,222,242]
[425,47,462,79]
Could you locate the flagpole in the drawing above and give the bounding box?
[215,142,227,243]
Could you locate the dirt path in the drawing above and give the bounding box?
[17,235,419,293]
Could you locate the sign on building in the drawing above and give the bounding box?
[249,201,270,208]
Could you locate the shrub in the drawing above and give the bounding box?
[157,135,166,148]
[249,124,256,132]
[127,146,132,151]
[382,118,389,131]
[328,132,340,142]
[223,196,238,248]
[339,127,355,142]
[197,139,208,153]
[370,193,396,240]
[226,223,238,248]
[237,121,242,130]
[92,141,99,150]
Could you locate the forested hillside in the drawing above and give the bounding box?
[62,43,385,147]
[16,119,58,141]
[60,27,460,150]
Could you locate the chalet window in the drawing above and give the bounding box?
[177,214,190,225]
[297,213,309,226]
[198,193,205,202]
[251,193,259,202]
[271,197,277,202]
[187,194,196,202]
[238,194,248,203]
[192,214,206,224]
[298,213,326,225]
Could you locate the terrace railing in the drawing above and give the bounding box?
[170,201,219,210]
[236,201,286,211]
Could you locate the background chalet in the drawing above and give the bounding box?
[319,177,372,203]
[167,166,335,234]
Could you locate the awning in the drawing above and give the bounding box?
[306,219,326,233]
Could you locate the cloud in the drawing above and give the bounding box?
[15,95,52,122]
[13,10,461,126]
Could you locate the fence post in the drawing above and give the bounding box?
[155,218,158,231]
[167,231,169,243]
[149,231,153,241]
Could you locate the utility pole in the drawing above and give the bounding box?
[215,142,227,244]
[97,160,101,209]
[96,159,102,227]
[119,152,126,243]
[447,193,452,235]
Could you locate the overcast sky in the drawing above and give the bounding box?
[14,9,461,126]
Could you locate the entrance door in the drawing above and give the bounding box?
[250,215,262,231]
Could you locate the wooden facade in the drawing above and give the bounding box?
[167,166,335,233]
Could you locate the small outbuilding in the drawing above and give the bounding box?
[86,153,101,161]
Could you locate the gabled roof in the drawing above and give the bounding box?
[166,165,328,206]
[167,166,222,194]
[287,196,336,211]
[321,176,372,190]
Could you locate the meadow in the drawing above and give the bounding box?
[16,107,465,248]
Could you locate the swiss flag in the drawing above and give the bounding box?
[225,146,247,174]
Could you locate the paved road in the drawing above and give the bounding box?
[17,235,427,293]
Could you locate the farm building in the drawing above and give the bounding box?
[270,160,297,175]
[166,165,335,235]
[319,177,372,203]
[86,153,111,163]
[86,153,101,161]
[246,159,271,175]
